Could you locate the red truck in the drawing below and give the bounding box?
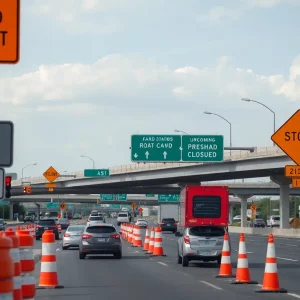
[179,185,229,228]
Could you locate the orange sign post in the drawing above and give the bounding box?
[0,0,20,64]
[292,179,300,188]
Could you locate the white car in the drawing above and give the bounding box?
[117,212,130,226]
[87,215,105,226]
[135,219,148,228]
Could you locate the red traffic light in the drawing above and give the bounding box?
[5,176,11,186]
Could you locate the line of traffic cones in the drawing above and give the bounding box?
[216,232,287,293]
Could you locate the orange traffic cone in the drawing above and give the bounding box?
[37,230,64,289]
[147,227,155,254]
[256,234,287,293]
[152,227,166,256]
[216,232,234,278]
[143,227,150,252]
[133,226,142,247]
[232,233,257,284]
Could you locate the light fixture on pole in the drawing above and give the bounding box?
[204,111,232,154]
[241,98,276,146]
[80,155,95,169]
[21,163,37,183]
[174,129,189,135]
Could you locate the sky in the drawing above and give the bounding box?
[2,0,300,179]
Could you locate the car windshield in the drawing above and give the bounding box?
[89,216,103,221]
[67,226,85,232]
[38,219,56,225]
[58,218,69,223]
[86,226,116,234]
[118,213,128,217]
[162,218,175,223]
[189,226,225,237]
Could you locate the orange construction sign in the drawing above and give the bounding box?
[0,0,20,64]
[292,178,300,188]
[271,110,300,165]
[43,166,60,183]
[285,165,300,178]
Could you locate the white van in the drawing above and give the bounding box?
[117,212,130,226]
[267,215,280,227]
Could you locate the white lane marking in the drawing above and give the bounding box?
[257,284,262,287]
[281,244,297,247]
[157,262,168,267]
[277,257,298,262]
[56,248,60,251]
[179,272,190,277]
[234,250,253,254]
[288,293,300,299]
[200,281,223,290]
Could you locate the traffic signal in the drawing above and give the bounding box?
[5,176,11,198]
[23,186,32,194]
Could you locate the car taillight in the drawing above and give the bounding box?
[184,236,190,244]
[64,233,70,237]
[110,234,120,239]
[159,222,164,225]
[36,225,41,229]
[81,234,93,239]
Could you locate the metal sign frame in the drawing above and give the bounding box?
[0,168,5,200]
[0,121,14,167]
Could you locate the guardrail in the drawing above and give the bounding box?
[12,146,285,186]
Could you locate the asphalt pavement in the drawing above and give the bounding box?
[29,218,300,300]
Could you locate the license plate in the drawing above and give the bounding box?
[198,251,211,256]
[44,227,48,229]
[167,224,170,226]
[97,238,105,242]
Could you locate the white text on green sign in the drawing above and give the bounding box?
[100,194,114,201]
[84,169,110,177]
[117,194,127,201]
[181,135,224,162]
[131,135,181,162]
[158,194,180,202]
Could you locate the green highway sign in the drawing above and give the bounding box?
[158,194,180,202]
[0,201,8,206]
[111,204,121,209]
[46,202,59,208]
[131,135,181,162]
[117,194,127,201]
[100,194,114,201]
[181,135,224,162]
[84,169,110,177]
[146,194,155,197]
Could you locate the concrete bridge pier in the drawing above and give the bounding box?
[270,175,291,229]
[237,194,253,227]
[229,203,234,224]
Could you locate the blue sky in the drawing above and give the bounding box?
[1,0,300,178]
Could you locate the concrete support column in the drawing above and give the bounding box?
[237,195,252,227]
[271,175,291,229]
[9,201,13,220]
[35,202,40,221]
[229,203,234,224]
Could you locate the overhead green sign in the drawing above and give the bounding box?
[181,135,224,162]
[46,202,59,208]
[100,194,114,201]
[158,194,180,202]
[146,194,155,197]
[0,201,8,206]
[117,194,127,201]
[84,169,110,177]
[131,135,181,162]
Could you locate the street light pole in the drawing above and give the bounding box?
[241,98,276,146]
[204,111,232,154]
[21,163,37,183]
[80,155,95,169]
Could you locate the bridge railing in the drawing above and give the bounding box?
[12,146,284,186]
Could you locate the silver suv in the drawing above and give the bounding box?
[175,226,228,267]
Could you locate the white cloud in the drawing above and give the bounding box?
[2,53,300,176]
[198,0,300,23]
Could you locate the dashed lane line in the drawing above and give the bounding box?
[277,257,298,262]
[157,262,168,267]
[200,281,223,290]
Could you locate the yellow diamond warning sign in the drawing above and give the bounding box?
[43,166,60,183]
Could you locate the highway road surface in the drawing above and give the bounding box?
[29,218,300,300]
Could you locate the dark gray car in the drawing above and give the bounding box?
[79,224,122,259]
[0,219,6,231]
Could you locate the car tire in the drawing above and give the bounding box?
[217,257,221,265]
[114,252,122,259]
[79,251,86,259]
[182,256,189,267]
[62,246,67,250]
[117,223,120,226]
[55,234,59,240]
[177,252,182,264]
[36,237,40,241]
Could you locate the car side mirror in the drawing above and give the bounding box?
[175,232,182,237]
